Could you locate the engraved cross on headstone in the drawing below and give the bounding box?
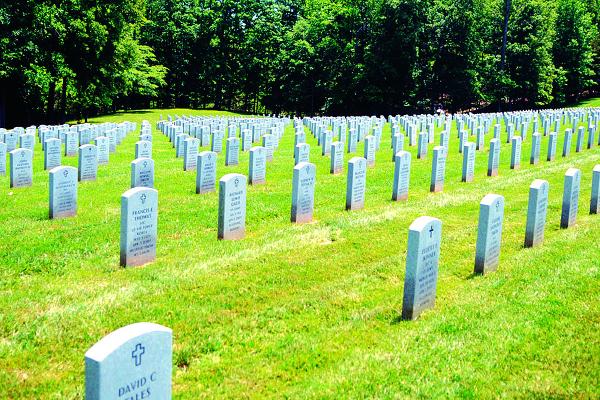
[131,343,145,367]
[429,225,434,238]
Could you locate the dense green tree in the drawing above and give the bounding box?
[1,0,600,126]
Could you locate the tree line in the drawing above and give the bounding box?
[1,0,599,127]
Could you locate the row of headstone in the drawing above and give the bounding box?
[402,164,600,320]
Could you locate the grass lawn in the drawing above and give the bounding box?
[1,105,599,398]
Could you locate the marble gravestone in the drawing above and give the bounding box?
[417,132,428,159]
[120,187,158,267]
[242,129,252,151]
[591,165,600,214]
[474,194,505,274]
[524,179,549,248]
[547,132,557,161]
[576,127,584,153]
[211,131,224,154]
[588,126,596,149]
[135,141,152,160]
[196,151,217,194]
[364,135,376,167]
[79,130,91,146]
[392,151,411,201]
[487,138,500,177]
[262,134,275,161]
[5,132,18,152]
[9,148,33,188]
[347,129,357,153]
[402,216,442,321]
[49,166,78,219]
[294,143,310,166]
[95,136,110,165]
[78,144,98,182]
[175,134,187,158]
[392,134,404,161]
[131,158,155,189]
[560,168,581,229]
[440,130,449,149]
[64,132,78,157]
[530,133,541,165]
[291,162,316,224]
[430,146,446,192]
[562,129,572,157]
[0,143,6,176]
[476,128,484,151]
[461,142,476,182]
[85,322,172,400]
[330,141,344,175]
[44,138,62,170]
[249,147,267,185]
[20,133,35,153]
[218,174,247,240]
[346,157,367,211]
[225,137,240,167]
[510,136,522,170]
[107,131,117,153]
[183,138,200,172]
[321,130,332,156]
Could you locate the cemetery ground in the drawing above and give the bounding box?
[1,109,600,398]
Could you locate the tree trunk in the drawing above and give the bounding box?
[61,77,68,124]
[0,83,6,128]
[47,80,56,124]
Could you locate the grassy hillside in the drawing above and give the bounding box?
[1,106,599,398]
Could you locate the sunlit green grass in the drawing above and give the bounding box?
[1,105,599,398]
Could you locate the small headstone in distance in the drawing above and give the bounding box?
[575,127,584,153]
[95,136,110,165]
[225,137,240,167]
[364,135,376,166]
[120,187,158,267]
[393,151,411,201]
[44,138,62,170]
[196,151,217,194]
[487,138,500,177]
[262,134,275,161]
[560,168,581,229]
[249,146,267,185]
[131,158,155,189]
[49,166,78,219]
[430,146,446,192]
[183,138,200,172]
[330,141,344,175]
[562,129,573,157]
[510,136,522,170]
[524,179,549,248]
[474,194,505,274]
[291,162,316,224]
[9,148,33,188]
[461,142,476,182]
[547,132,557,161]
[65,132,78,157]
[402,216,442,321]
[294,143,310,166]
[530,133,541,165]
[0,142,6,176]
[135,140,152,160]
[78,144,98,182]
[346,157,367,211]
[84,322,172,400]
[218,174,247,240]
[417,132,428,159]
[591,165,600,214]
